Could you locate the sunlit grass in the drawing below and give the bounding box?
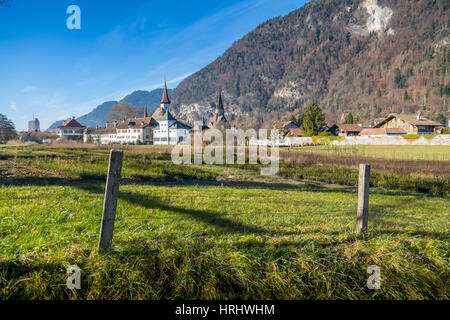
[0,145,449,299]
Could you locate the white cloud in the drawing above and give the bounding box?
[9,101,17,110]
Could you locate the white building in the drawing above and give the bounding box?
[152,82,191,145]
[83,82,191,145]
[56,118,86,141]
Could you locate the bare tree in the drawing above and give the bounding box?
[106,102,144,122]
[0,113,17,143]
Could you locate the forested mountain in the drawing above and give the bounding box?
[170,0,449,128]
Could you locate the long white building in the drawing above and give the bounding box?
[83,82,191,145]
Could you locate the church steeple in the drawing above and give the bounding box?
[216,91,224,116]
[144,105,148,118]
[161,81,170,105]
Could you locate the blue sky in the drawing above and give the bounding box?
[0,0,308,131]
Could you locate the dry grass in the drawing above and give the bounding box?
[280,151,450,178]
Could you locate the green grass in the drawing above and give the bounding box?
[0,146,449,299]
[1,183,449,299]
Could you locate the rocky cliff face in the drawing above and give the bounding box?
[170,0,449,128]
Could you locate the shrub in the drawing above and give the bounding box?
[402,134,421,140]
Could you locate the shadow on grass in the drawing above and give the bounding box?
[0,260,65,283]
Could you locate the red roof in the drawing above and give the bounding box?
[160,82,170,104]
[58,118,86,129]
[287,128,303,137]
[337,124,363,132]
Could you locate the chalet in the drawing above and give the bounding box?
[273,121,299,136]
[359,128,407,136]
[328,124,363,136]
[56,118,86,141]
[373,112,441,134]
[206,92,228,129]
[285,128,303,137]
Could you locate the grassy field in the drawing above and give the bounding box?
[0,145,449,299]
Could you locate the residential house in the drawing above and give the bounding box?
[56,118,86,141]
[273,121,299,137]
[285,128,303,137]
[328,124,363,136]
[373,112,441,134]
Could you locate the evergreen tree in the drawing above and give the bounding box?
[301,102,325,136]
[0,113,17,143]
[436,114,447,127]
[297,112,304,127]
[344,113,354,124]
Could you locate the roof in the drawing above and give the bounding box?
[58,118,86,129]
[84,125,116,135]
[155,120,191,130]
[156,110,176,122]
[152,106,165,119]
[160,82,170,104]
[116,117,158,129]
[360,128,407,135]
[336,124,363,132]
[374,114,441,128]
[287,128,303,137]
[207,113,227,128]
[274,121,298,130]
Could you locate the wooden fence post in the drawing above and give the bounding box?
[356,164,370,234]
[98,150,124,252]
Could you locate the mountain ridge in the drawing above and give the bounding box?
[169,0,449,128]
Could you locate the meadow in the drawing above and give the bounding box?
[0,145,449,299]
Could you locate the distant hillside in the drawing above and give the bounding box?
[46,88,169,131]
[170,0,449,127]
[46,120,66,132]
[76,101,118,128]
[121,88,171,115]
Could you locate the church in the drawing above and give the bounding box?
[152,82,192,145]
[206,92,228,129]
[83,81,191,145]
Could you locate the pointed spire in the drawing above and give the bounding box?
[161,81,170,104]
[216,91,224,116]
[144,105,148,118]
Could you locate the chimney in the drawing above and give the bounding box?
[417,110,421,121]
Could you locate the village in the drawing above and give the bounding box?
[21,82,449,147]
[1,0,449,305]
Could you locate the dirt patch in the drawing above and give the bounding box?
[0,161,78,185]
